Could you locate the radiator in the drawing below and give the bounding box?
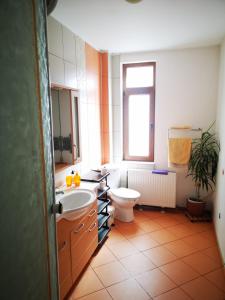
[128,169,176,208]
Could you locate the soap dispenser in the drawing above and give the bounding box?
[74,172,81,187]
[71,170,75,183]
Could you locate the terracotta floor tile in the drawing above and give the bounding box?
[164,239,197,258]
[72,268,104,299]
[93,261,130,287]
[181,276,225,300]
[136,268,176,297]
[129,233,159,251]
[198,230,217,247]
[107,278,150,300]
[114,218,126,226]
[142,210,165,219]
[138,220,162,233]
[120,252,156,275]
[133,210,150,223]
[148,229,178,244]
[167,223,194,239]
[143,246,177,267]
[154,287,191,300]
[91,245,116,268]
[77,289,112,300]
[105,228,126,245]
[181,233,213,251]
[107,239,138,259]
[172,213,189,224]
[160,260,199,285]
[186,222,213,234]
[200,229,217,244]
[205,268,225,292]
[69,210,225,300]
[116,223,145,239]
[154,216,180,228]
[182,251,221,275]
[202,246,223,265]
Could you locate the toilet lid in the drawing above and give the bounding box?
[111,187,140,200]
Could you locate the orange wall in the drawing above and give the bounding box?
[100,52,110,164]
[85,43,100,106]
[85,43,110,164]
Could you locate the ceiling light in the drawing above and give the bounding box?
[126,0,143,4]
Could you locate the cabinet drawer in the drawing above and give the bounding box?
[84,203,97,230]
[59,275,72,300]
[73,235,98,283]
[71,202,97,247]
[58,239,72,300]
[58,240,71,282]
[71,220,98,274]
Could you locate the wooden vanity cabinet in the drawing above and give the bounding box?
[56,200,97,300]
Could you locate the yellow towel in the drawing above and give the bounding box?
[168,138,192,165]
[170,125,192,130]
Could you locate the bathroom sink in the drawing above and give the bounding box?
[56,189,96,221]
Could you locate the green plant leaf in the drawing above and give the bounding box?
[187,123,219,199]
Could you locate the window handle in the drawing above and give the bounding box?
[150,123,154,129]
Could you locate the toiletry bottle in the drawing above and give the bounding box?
[74,172,81,187]
[71,170,75,183]
[66,175,72,187]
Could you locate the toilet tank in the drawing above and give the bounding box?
[103,164,121,189]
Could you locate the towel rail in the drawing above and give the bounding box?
[168,127,202,139]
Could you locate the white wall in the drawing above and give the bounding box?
[214,39,225,264]
[111,46,220,206]
[47,16,102,184]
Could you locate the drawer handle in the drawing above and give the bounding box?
[59,241,67,252]
[74,223,84,233]
[88,222,97,232]
[89,209,96,217]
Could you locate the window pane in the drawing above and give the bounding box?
[126,66,154,88]
[128,94,150,156]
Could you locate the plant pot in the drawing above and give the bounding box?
[186,198,205,217]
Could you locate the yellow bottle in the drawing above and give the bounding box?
[74,172,81,187]
[66,175,72,187]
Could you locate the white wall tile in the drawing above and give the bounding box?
[64,61,77,88]
[62,26,76,64]
[47,16,63,58]
[112,55,120,78]
[49,54,64,85]
[76,36,86,82]
[113,105,121,132]
[78,80,87,103]
[112,78,121,106]
[113,131,122,158]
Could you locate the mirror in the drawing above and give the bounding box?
[51,86,81,172]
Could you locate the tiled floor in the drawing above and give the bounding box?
[69,209,225,300]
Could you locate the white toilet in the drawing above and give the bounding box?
[106,165,140,222]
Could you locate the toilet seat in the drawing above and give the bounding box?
[111,187,140,200]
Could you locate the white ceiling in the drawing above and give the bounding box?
[52,0,225,53]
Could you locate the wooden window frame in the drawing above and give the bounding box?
[123,62,155,161]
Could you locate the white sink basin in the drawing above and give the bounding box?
[56,189,96,221]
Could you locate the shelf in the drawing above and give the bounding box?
[97,199,110,214]
[98,214,110,230]
[97,186,110,199]
[98,227,110,245]
[81,170,110,183]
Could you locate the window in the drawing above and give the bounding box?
[123,62,155,161]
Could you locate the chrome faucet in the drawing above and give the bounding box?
[56,190,64,195]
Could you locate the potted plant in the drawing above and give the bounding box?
[187,124,220,217]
